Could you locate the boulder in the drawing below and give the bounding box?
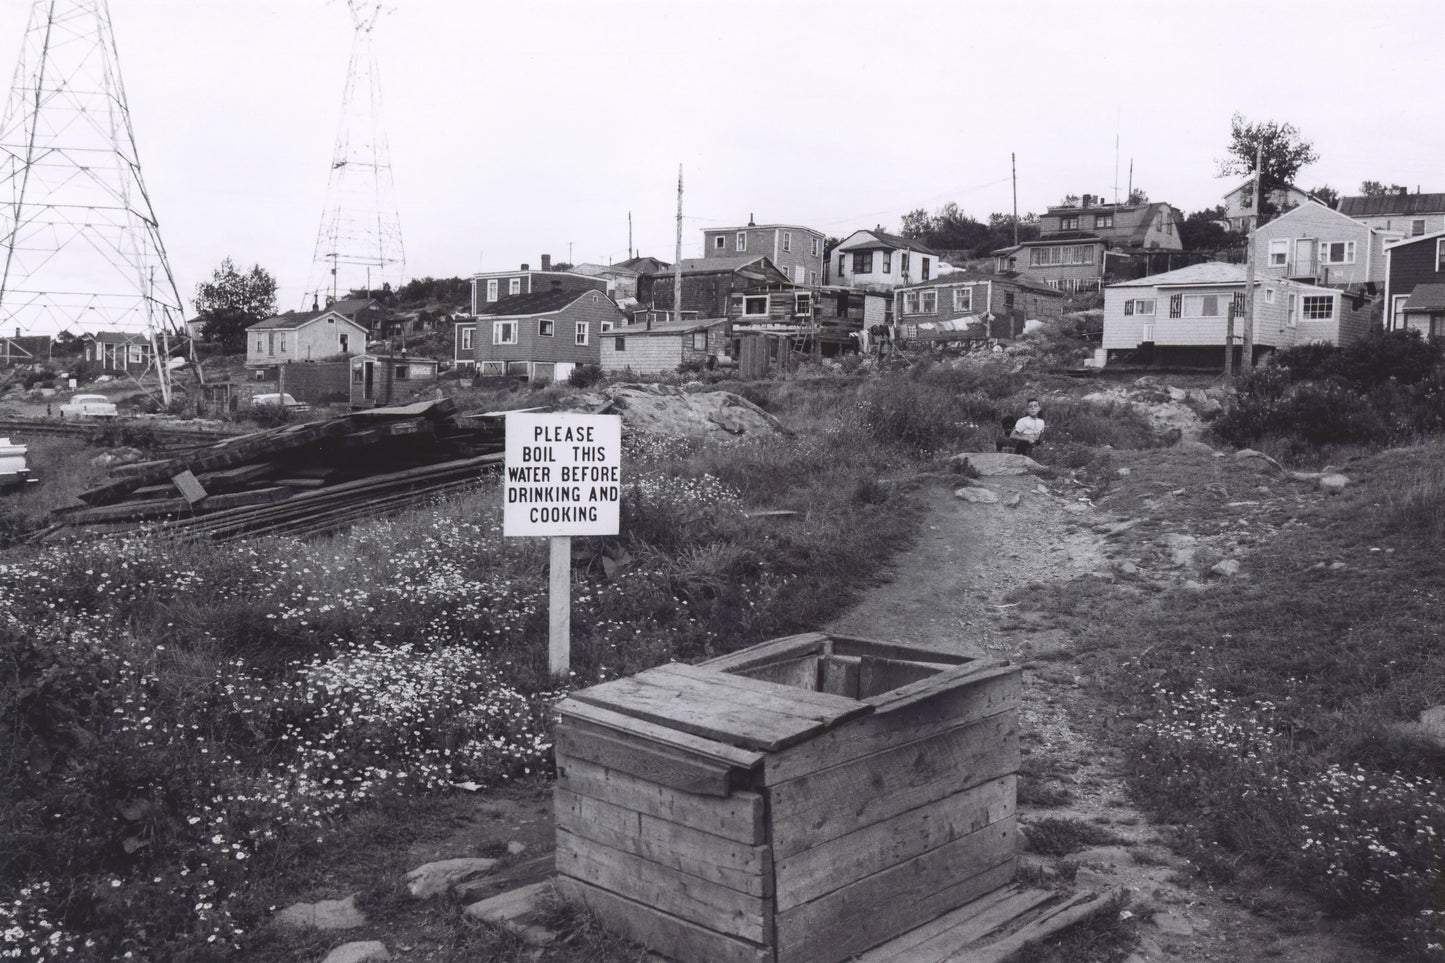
[1210,559,1241,577]
[1419,707,1445,746]
[321,942,391,963]
[406,857,499,898]
[954,486,1000,504]
[1318,474,1350,492]
[275,894,366,931]
[949,451,1041,476]
[1235,449,1285,474]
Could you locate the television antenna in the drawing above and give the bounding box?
[304,1,405,309]
[0,0,183,401]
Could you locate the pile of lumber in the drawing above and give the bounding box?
[41,400,504,541]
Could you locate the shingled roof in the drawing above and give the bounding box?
[477,289,610,317]
[1340,193,1445,218]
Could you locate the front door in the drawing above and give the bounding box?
[1293,238,1316,278]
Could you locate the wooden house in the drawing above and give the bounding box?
[703,222,826,287]
[350,354,440,407]
[894,271,1064,340]
[554,632,1020,963]
[600,317,731,375]
[993,196,1185,294]
[246,309,368,371]
[1251,201,1397,289]
[456,288,623,381]
[1339,190,1445,239]
[829,230,939,291]
[637,257,795,319]
[1383,230,1445,337]
[81,331,152,375]
[471,257,608,313]
[1221,179,1318,232]
[1,334,50,365]
[1103,262,1377,366]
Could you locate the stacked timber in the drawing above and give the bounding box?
[42,400,505,540]
[553,632,1021,963]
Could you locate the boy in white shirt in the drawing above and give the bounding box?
[997,398,1045,456]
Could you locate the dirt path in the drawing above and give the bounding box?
[824,465,1371,963]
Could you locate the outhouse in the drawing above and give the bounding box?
[554,632,1021,963]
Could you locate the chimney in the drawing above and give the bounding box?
[1399,187,1410,196]
[1081,194,1093,208]
[748,213,755,227]
[541,254,552,271]
[520,263,529,271]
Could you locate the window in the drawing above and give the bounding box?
[538,319,555,337]
[1123,298,1155,316]
[736,232,746,252]
[614,336,625,351]
[852,251,873,274]
[460,327,473,350]
[1060,216,1079,230]
[1269,239,1288,266]
[920,290,937,313]
[811,237,820,256]
[903,291,920,314]
[1413,219,1427,236]
[493,320,517,344]
[1392,294,1410,328]
[1004,292,1015,309]
[279,333,288,352]
[882,251,892,273]
[1182,294,1224,317]
[128,345,143,364]
[1169,294,1183,318]
[1028,244,1096,266]
[575,322,589,346]
[487,279,498,301]
[691,331,707,349]
[1264,288,1275,304]
[714,235,726,250]
[1094,214,1113,229]
[953,288,972,311]
[1321,241,1355,264]
[782,231,792,252]
[794,265,805,283]
[743,295,768,316]
[921,258,931,281]
[395,365,409,380]
[794,292,812,315]
[599,319,614,333]
[1437,239,1445,272]
[1302,295,1334,320]
[339,334,349,352]
[256,337,264,353]
[901,252,910,274]
[838,255,846,277]
[508,278,521,295]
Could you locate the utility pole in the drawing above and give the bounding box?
[1011,153,1019,247]
[1241,143,1262,373]
[628,211,633,260]
[673,165,683,324]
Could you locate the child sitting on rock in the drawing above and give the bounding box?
[996,398,1045,456]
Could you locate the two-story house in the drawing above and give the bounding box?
[635,256,795,322]
[894,271,1064,340]
[1103,263,1375,366]
[470,256,608,313]
[829,230,940,290]
[456,288,624,381]
[1221,179,1318,231]
[246,309,368,371]
[1252,202,1399,290]
[1339,191,1445,240]
[702,222,825,287]
[994,196,1184,293]
[1383,230,1445,338]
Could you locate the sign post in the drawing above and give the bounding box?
[504,411,622,678]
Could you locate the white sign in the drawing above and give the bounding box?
[504,412,622,537]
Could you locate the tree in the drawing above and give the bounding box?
[1217,113,1320,225]
[1127,188,1149,205]
[194,258,278,352]
[899,208,930,240]
[1360,180,1408,197]
[1308,185,1340,209]
[1179,206,1243,253]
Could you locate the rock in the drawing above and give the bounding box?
[1419,707,1445,746]
[1063,502,1089,514]
[1073,866,1112,891]
[465,882,556,946]
[954,486,999,504]
[1167,386,1187,402]
[1152,910,1194,936]
[1235,448,1285,474]
[90,446,145,469]
[406,857,499,898]
[1116,560,1141,577]
[1163,534,1197,567]
[949,451,1041,476]
[1330,561,1348,571]
[1116,467,1132,477]
[1210,559,1241,577]
[1003,492,1022,508]
[1181,579,1205,591]
[322,942,392,963]
[507,841,528,856]
[276,894,366,931]
[1319,473,1350,492]
[1174,439,1215,455]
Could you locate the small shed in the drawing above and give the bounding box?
[350,354,440,407]
[554,632,1020,963]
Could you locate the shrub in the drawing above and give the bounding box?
[568,364,603,389]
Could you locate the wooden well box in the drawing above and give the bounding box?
[553,632,1021,963]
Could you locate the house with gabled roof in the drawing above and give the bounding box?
[1103,262,1375,366]
[829,230,940,290]
[1221,179,1319,232]
[636,255,796,320]
[456,288,623,381]
[1383,229,1445,338]
[993,195,1186,294]
[246,309,368,370]
[81,331,153,375]
[1252,201,1399,289]
[894,271,1065,340]
[1339,191,1445,240]
[470,256,607,313]
[703,221,826,287]
[600,317,732,375]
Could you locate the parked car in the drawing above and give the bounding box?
[0,436,37,491]
[252,393,311,413]
[57,393,118,419]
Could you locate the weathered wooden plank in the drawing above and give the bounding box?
[735,653,820,690]
[196,461,277,488]
[558,757,765,845]
[827,633,973,665]
[648,662,869,722]
[866,660,1016,713]
[950,887,1120,963]
[555,828,771,943]
[556,725,734,797]
[556,876,770,963]
[697,632,830,673]
[849,884,1053,963]
[569,674,828,752]
[555,788,772,898]
[773,828,1016,963]
[171,470,208,505]
[763,665,1020,785]
[818,655,860,698]
[556,697,765,770]
[857,656,950,699]
[200,487,293,511]
[767,713,1019,857]
[773,775,1016,911]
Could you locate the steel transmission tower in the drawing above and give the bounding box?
[0,0,184,360]
[305,1,405,309]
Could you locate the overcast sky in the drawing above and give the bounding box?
[1,0,1440,315]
